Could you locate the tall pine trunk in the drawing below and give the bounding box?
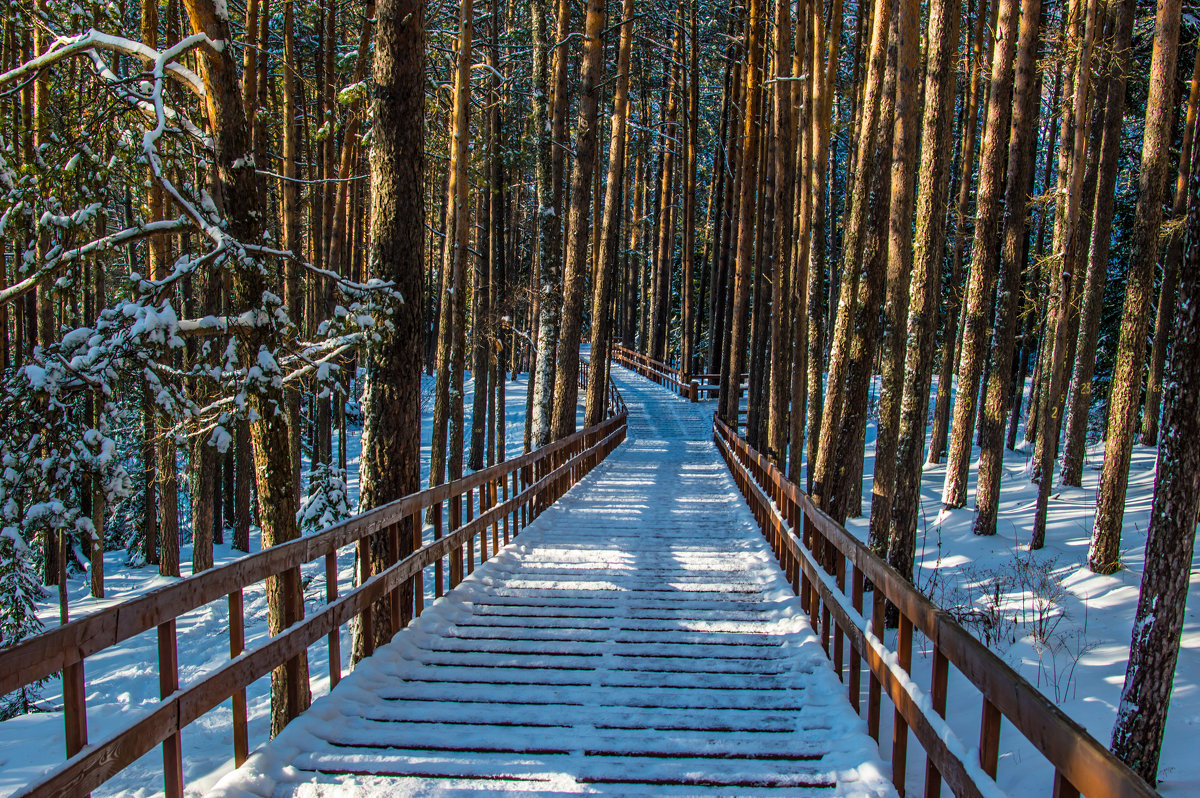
[940,0,1021,508]
[1088,0,1181,573]
[1109,98,1200,785]
[551,0,607,440]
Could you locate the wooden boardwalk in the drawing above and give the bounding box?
[211,368,893,796]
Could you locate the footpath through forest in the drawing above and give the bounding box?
[209,366,893,796]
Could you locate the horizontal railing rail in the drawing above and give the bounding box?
[610,344,748,403]
[1,376,628,798]
[612,343,684,395]
[712,413,1157,798]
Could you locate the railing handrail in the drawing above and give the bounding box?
[611,343,684,395]
[712,413,1157,798]
[4,375,628,798]
[0,410,617,696]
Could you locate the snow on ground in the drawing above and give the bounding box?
[4,363,1196,796]
[831,376,1199,796]
[0,372,545,798]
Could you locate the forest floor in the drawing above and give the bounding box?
[843,377,1199,796]
[1,369,1196,796]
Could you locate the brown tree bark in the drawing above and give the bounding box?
[429,0,473,488]
[552,0,607,440]
[972,0,1046,537]
[928,0,991,465]
[530,0,562,448]
[804,0,840,486]
[766,0,796,468]
[181,0,311,736]
[827,0,897,524]
[940,0,1021,508]
[809,0,889,511]
[585,0,636,428]
[1109,101,1200,786]
[884,0,961,576]
[648,26,683,365]
[867,0,922,554]
[1029,0,1102,545]
[1088,0,1182,573]
[680,0,700,380]
[719,0,766,424]
[1139,51,1200,445]
[357,0,425,652]
[1059,0,1136,487]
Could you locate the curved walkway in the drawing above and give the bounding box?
[211,366,893,797]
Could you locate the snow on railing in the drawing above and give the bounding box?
[0,377,627,798]
[712,414,1157,798]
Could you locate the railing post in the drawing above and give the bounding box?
[388,522,402,634]
[158,619,183,798]
[450,491,464,588]
[924,645,950,798]
[892,613,913,794]
[1052,770,1081,798]
[490,478,500,556]
[62,658,87,760]
[979,697,1002,779]
[868,589,885,741]
[412,510,424,618]
[229,589,249,765]
[433,501,444,597]
[357,537,375,656]
[325,553,341,687]
[850,565,863,713]
[465,488,475,577]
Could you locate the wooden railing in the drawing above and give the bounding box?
[612,343,685,395]
[0,381,627,798]
[610,344,747,403]
[579,355,627,419]
[713,414,1156,798]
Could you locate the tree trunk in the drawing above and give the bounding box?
[181,0,311,735]
[680,0,700,380]
[1109,102,1200,786]
[356,0,425,653]
[1088,0,1182,573]
[940,0,1021,507]
[1139,51,1199,445]
[585,0,636,428]
[972,0,1045,537]
[1028,0,1102,545]
[1059,0,1135,487]
[884,0,960,576]
[551,0,606,440]
[719,0,766,424]
[827,0,897,524]
[926,0,987,466]
[430,0,473,489]
[810,0,889,511]
[530,0,561,449]
[867,0,922,554]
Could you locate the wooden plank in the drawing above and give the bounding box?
[325,552,341,688]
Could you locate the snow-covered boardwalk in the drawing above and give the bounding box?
[211,368,892,797]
